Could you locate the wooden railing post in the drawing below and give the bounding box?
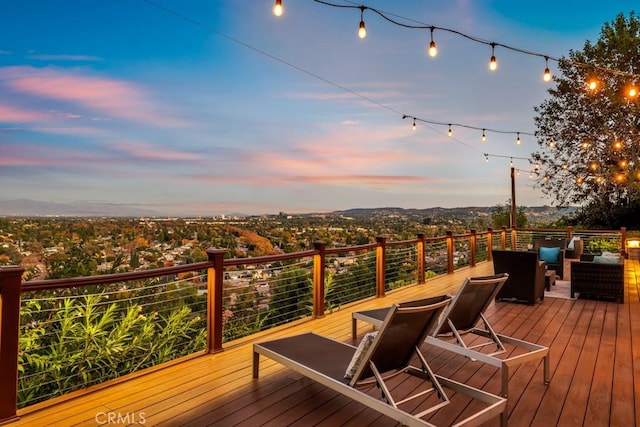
[313,241,326,318]
[470,229,477,267]
[487,228,494,261]
[511,227,518,251]
[417,233,426,284]
[621,227,627,258]
[376,236,387,297]
[446,231,454,274]
[501,227,507,250]
[206,249,226,353]
[0,266,24,424]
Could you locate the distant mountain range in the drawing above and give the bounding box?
[331,206,577,220]
[0,198,577,219]
[0,199,161,217]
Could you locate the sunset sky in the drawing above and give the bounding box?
[0,1,635,216]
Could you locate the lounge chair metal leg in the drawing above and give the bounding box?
[501,366,509,398]
[544,355,550,385]
[352,318,357,342]
[253,351,260,378]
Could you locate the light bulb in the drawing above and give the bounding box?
[489,55,497,71]
[447,125,452,137]
[543,57,551,82]
[412,119,416,131]
[588,79,598,90]
[510,158,514,167]
[358,20,366,39]
[481,129,486,142]
[273,0,283,17]
[629,86,638,98]
[516,133,521,144]
[428,27,437,57]
[429,41,437,57]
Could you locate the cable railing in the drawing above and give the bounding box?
[0,226,627,422]
[18,273,208,408]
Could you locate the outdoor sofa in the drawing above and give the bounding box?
[571,253,624,303]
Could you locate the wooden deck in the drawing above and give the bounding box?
[11,260,640,427]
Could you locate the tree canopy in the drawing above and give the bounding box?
[532,12,640,228]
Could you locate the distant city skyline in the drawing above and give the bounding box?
[0,1,635,216]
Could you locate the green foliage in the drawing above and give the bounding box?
[586,238,620,253]
[532,12,640,228]
[491,201,528,228]
[266,266,312,326]
[18,292,205,408]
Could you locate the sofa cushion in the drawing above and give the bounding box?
[539,246,560,264]
[593,255,620,264]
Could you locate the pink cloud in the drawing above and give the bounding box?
[0,66,186,127]
[113,141,199,161]
[0,104,53,122]
[0,156,50,166]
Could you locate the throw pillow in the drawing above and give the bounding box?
[593,255,620,264]
[344,331,377,379]
[568,236,580,250]
[539,246,560,264]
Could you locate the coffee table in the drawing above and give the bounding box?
[545,270,556,291]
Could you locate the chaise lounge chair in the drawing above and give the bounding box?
[351,274,549,398]
[254,295,507,427]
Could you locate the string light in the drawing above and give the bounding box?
[273,0,283,16]
[489,43,497,71]
[412,118,416,131]
[428,27,437,57]
[510,158,514,167]
[358,6,366,39]
[447,124,453,137]
[587,77,599,91]
[282,0,640,82]
[543,56,552,82]
[628,85,638,98]
[481,129,486,142]
[516,132,521,144]
[484,153,489,162]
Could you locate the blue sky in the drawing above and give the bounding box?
[0,1,635,216]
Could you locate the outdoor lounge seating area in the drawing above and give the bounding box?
[8,258,640,426]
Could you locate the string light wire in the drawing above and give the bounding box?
[143,0,576,171]
[312,0,640,79]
